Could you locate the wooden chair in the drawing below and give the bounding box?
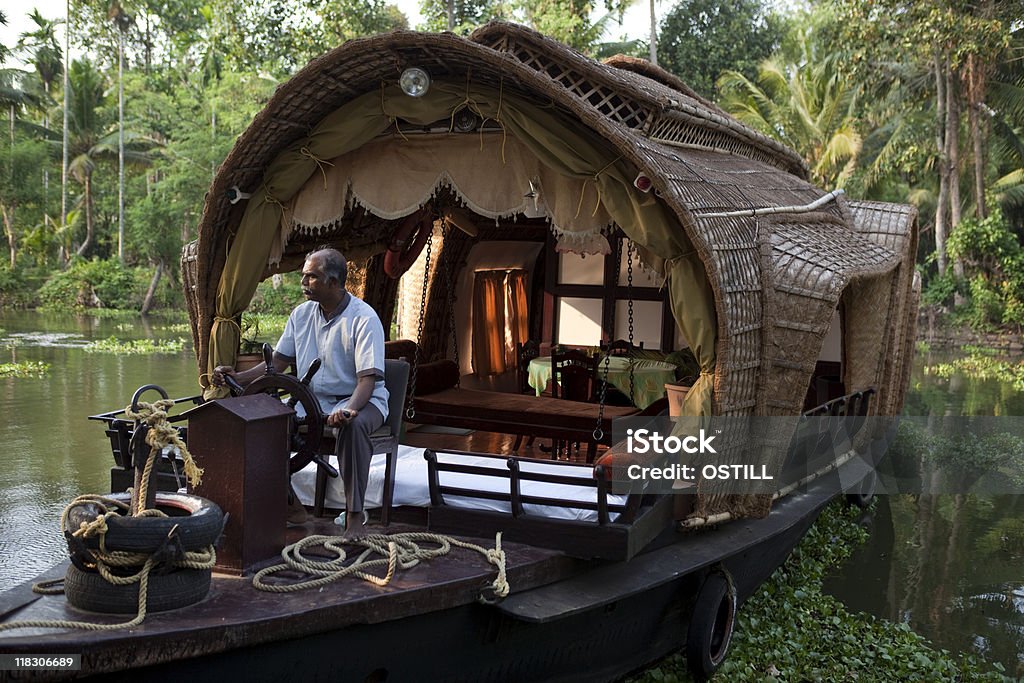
[601,339,643,357]
[598,339,645,407]
[312,358,410,525]
[515,340,540,394]
[551,348,599,402]
[550,349,599,459]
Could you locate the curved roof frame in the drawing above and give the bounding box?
[189,23,915,430]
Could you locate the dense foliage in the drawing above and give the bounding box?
[4,0,1020,324]
[658,0,787,99]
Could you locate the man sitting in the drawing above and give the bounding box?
[213,247,388,538]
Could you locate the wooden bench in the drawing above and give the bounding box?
[388,340,647,462]
[412,388,641,461]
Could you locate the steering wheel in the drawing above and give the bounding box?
[235,344,336,477]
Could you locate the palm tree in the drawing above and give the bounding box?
[0,10,11,64]
[108,1,133,263]
[17,10,64,223]
[64,58,152,258]
[17,11,63,97]
[988,31,1024,217]
[717,34,862,189]
[65,60,107,257]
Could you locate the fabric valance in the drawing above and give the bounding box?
[280,134,614,262]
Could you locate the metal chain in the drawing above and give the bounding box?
[406,226,434,420]
[626,240,635,405]
[593,235,620,442]
[440,223,460,386]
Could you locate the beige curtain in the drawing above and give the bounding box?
[472,271,507,376]
[207,79,717,417]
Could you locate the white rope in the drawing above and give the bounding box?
[692,189,844,219]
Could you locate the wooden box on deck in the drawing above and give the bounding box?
[186,394,292,574]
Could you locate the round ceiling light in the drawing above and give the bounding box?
[399,67,431,97]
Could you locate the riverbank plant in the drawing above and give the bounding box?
[239,313,289,353]
[248,274,305,315]
[37,259,183,312]
[0,266,44,308]
[628,501,1010,682]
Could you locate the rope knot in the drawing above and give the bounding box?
[124,400,204,497]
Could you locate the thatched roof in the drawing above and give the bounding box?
[186,23,918,519]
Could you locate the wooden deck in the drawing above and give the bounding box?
[0,516,582,678]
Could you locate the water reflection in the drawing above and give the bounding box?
[0,310,198,590]
[826,348,1024,676]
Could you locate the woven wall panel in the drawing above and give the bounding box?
[845,200,919,415]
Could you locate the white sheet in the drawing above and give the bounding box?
[291,445,626,523]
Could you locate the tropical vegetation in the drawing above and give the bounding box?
[1,0,1021,330]
[629,499,1014,682]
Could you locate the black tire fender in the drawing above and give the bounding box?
[686,568,737,680]
[846,469,878,509]
[66,492,225,554]
[64,564,211,614]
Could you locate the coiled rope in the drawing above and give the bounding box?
[0,403,215,633]
[253,531,509,602]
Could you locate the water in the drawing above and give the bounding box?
[0,312,1021,675]
[0,310,198,589]
[824,350,1024,677]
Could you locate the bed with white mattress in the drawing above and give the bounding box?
[292,445,627,522]
[292,445,675,560]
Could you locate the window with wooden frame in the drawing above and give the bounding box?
[543,231,675,351]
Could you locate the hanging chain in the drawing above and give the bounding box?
[626,239,636,406]
[407,226,434,420]
[593,235,620,442]
[440,223,460,386]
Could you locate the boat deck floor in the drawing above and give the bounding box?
[0,516,582,671]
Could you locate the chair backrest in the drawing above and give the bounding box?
[602,339,643,357]
[516,340,540,394]
[383,358,411,436]
[551,349,597,402]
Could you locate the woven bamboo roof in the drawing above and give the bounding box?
[188,21,916,433]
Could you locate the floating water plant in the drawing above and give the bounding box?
[0,361,50,378]
[928,352,1024,392]
[629,502,1010,682]
[84,337,186,354]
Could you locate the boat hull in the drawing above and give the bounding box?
[0,481,852,682]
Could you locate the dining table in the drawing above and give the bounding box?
[527,355,678,410]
